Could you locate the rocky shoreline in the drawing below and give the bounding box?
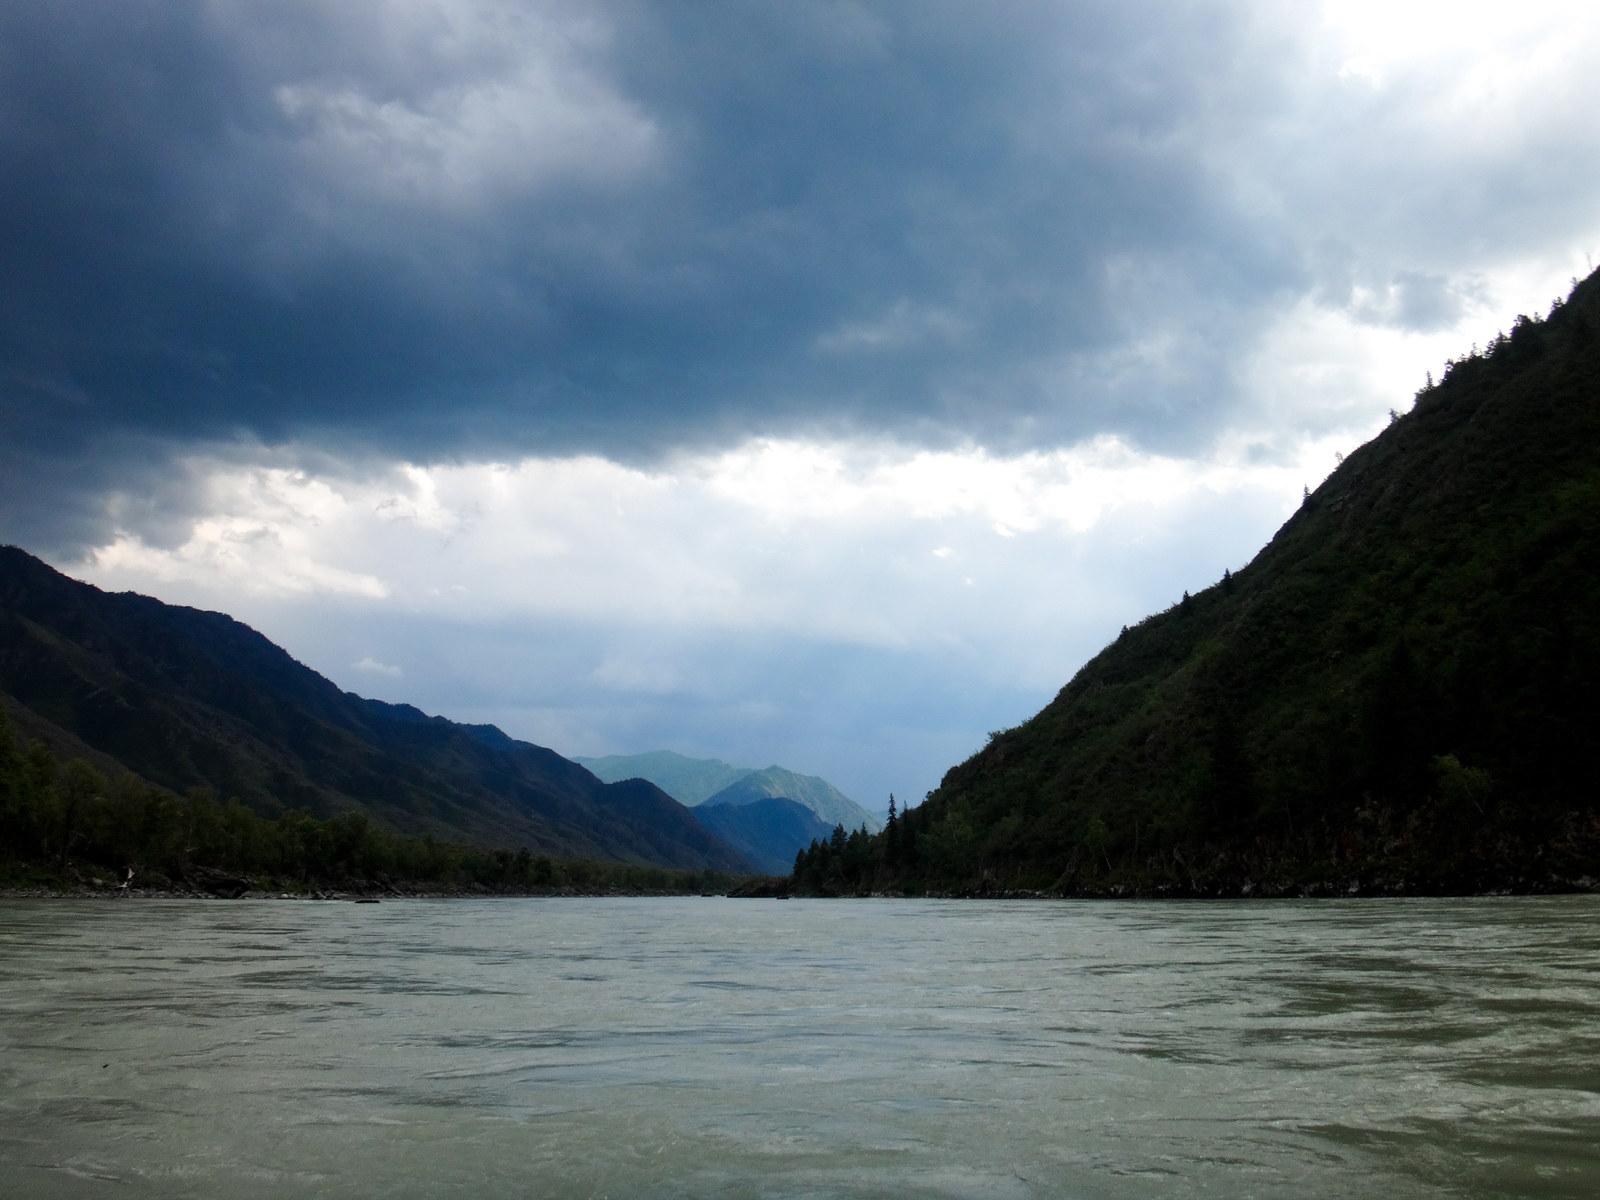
[0,861,735,900]
[738,872,1600,900]
[8,872,1598,902]
[0,885,731,900]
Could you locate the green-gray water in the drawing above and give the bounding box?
[2,896,1596,1198]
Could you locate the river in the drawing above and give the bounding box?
[1,896,1596,1198]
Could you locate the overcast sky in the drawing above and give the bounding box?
[4,0,1598,812]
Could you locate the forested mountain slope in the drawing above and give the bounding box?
[693,796,835,875]
[0,550,750,872]
[824,270,1600,897]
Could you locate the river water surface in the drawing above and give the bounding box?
[1,896,1596,1198]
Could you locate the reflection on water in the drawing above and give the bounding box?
[1,896,1596,1198]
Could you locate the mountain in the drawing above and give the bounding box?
[575,751,879,873]
[803,269,1600,897]
[0,549,751,872]
[574,750,879,830]
[703,765,882,833]
[691,797,836,875]
[573,750,754,806]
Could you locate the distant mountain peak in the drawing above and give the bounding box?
[573,750,755,807]
[702,765,881,833]
[575,751,880,870]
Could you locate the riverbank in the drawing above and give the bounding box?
[10,871,1597,901]
[0,854,746,900]
[0,879,737,900]
[766,871,1600,900]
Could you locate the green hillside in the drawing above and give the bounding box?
[808,270,1600,897]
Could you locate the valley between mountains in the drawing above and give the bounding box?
[6,269,1600,897]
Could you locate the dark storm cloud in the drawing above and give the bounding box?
[1,4,1283,436]
[2,1,1596,552]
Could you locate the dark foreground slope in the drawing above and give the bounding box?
[826,271,1600,897]
[0,551,749,872]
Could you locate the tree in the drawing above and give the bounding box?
[57,760,107,873]
[1084,815,1112,872]
[1432,754,1493,818]
[1203,713,1256,834]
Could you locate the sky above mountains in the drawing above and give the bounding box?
[4,0,1599,808]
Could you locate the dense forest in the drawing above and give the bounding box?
[794,269,1600,898]
[0,707,735,896]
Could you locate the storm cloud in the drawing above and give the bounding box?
[7,0,1597,554]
